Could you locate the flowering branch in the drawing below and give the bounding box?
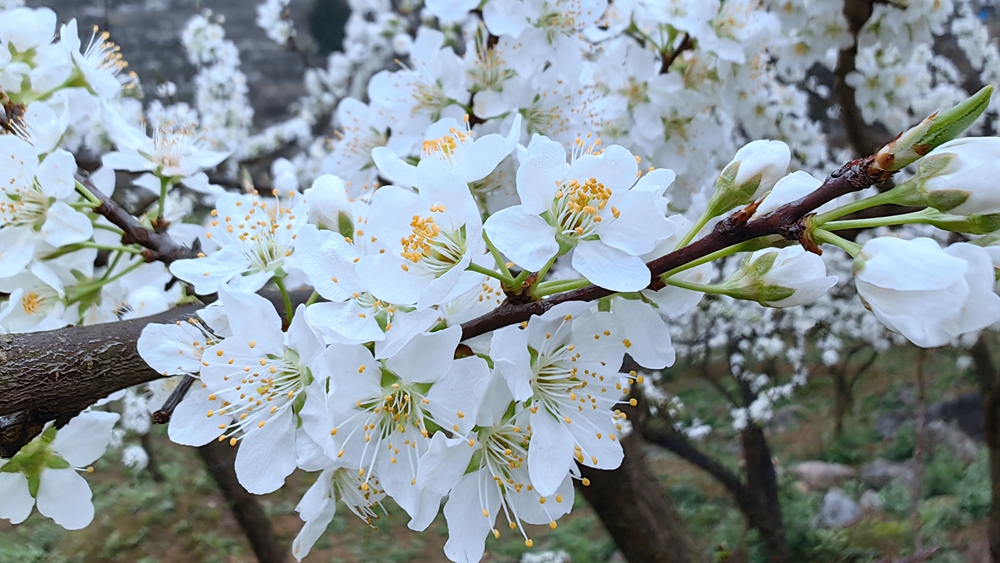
[459,154,893,341]
[75,173,198,265]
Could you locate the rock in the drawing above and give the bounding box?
[860,458,915,490]
[812,488,862,529]
[789,461,857,490]
[928,392,983,441]
[859,489,882,510]
[875,409,910,440]
[768,404,805,434]
[925,420,979,463]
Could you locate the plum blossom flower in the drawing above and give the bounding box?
[367,28,467,153]
[312,326,491,530]
[0,134,93,257]
[294,224,441,357]
[32,20,138,100]
[490,302,630,496]
[355,159,487,309]
[372,114,521,188]
[706,139,791,218]
[0,410,119,530]
[321,98,411,200]
[137,314,226,447]
[417,387,575,563]
[905,137,1000,215]
[484,135,675,291]
[716,246,838,308]
[198,289,326,493]
[292,466,386,561]
[101,106,230,191]
[170,190,307,294]
[854,237,1000,347]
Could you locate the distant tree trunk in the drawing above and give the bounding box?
[198,441,288,563]
[970,336,1000,563]
[735,364,790,563]
[578,391,707,563]
[740,423,790,563]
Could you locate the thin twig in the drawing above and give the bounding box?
[76,172,197,265]
[660,33,692,74]
[151,375,195,424]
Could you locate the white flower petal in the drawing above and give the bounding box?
[36,468,94,530]
[0,472,34,524]
[572,240,651,292]
[234,409,297,494]
[527,409,575,497]
[51,410,120,467]
[483,206,558,271]
[614,298,675,369]
[41,201,94,247]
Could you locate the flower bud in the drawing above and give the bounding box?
[908,137,1000,215]
[719,246,837,308]
[705,140,790,218]
[854,237,1000,347]
[874,85,993,172]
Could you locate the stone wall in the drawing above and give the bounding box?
[25,0,339,126]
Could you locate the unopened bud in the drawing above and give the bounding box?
[718,246,837,308]
[705,140,790,218]
[874,85,993,172]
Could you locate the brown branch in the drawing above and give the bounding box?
[151,375,195,424]
[459,153,894,341]
[834,0,890,156]
[0,291,310,456]
[76,172,198,265]
[643,422,752,509]
[2,147,896,456]
[198,440,289,563]
[660,33,692,74]
[0,304,201,458]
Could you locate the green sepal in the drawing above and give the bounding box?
[925,190,971,213]
[338,211,355,240]
[704,161,760,218]
[928,212,1000,235]
[916,153,954,178]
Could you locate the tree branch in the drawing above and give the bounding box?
[660,33,692,74]
[1,149,895,456]
[77,172,198,265]
[0,304,201,457]
[834,0,888,156]
[459,153,893,341]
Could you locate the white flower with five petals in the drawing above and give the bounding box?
[485,135,675,291]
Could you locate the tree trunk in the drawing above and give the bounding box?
[833,371,853,438]
[198,441,289,563]
[578,429,706,563]
[970,336,1000,563]
[740,423,790,563]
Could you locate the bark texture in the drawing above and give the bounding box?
[578,399,706,563]
[971,336,1000,563]
[0,304,200,457]
[198,440,289,563]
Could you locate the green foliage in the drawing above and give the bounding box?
[884,423,916,462]
[820,430,879,465]
[879,479,913,514]
[923,448,966,498]
[957,449,991,519]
